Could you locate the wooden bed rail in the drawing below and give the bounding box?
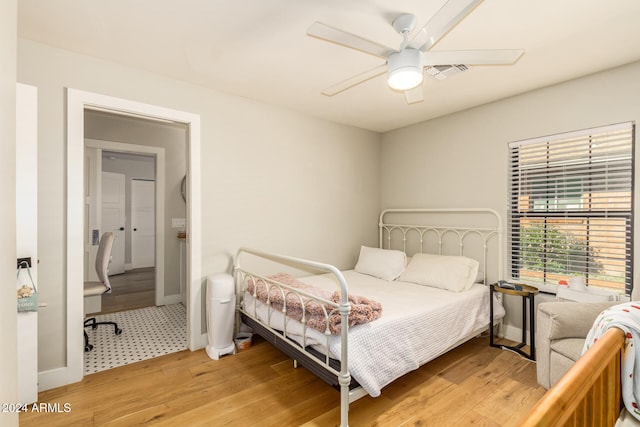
[521,327,625,427]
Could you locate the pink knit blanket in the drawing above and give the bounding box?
[246,272,382,334]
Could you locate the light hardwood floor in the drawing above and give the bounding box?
[20,334,545,426]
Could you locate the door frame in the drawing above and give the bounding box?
[86,139,166,306]
[66,88,203,385]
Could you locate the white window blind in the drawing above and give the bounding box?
[508,122,634,294]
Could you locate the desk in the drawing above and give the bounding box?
[490,282,539,361]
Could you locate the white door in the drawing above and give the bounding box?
[131,179,155,269]
[102,171,126,275]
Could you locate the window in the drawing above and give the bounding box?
[508,122,634,294]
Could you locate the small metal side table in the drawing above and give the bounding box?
[490,282,539,361]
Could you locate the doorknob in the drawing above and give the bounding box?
[119,227,125,231]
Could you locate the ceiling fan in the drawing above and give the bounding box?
[307,0,524,104]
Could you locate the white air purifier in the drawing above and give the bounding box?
[205,274,236,360]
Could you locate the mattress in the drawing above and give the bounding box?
[242,269,505,397]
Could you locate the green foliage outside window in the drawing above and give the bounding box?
[519,222,602,275]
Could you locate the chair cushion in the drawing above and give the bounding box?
[549,349,579,388]
[84,281,107,296]
[550,337,586,362]
[547,338,586,388]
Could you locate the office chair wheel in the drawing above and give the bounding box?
[84,330,93,352]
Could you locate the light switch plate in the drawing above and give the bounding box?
[171,218,186,228]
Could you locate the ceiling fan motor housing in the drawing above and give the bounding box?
[387,48,423,91]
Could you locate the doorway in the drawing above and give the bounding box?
[83,119,182,374]
[67,88,203,385]
[85,138,167,307]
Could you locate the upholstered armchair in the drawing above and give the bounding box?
[535,300,618,389]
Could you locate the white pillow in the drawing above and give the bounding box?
[354,246,407,281]
[398,253,479,292]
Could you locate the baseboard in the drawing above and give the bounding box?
[192,332,207,351]
[502,324,529,345]
[124,263,133,271]
[162,294,182,305]
[38,367,75,392]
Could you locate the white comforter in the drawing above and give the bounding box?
[242,270,505,397]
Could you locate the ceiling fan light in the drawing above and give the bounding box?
[388,67,423,91]
[387,48,423,91]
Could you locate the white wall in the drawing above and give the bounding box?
[17,39,381,376]
[1,1,18,425]
[381,60,640,333]
[22,28,638,382]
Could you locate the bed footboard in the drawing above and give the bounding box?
[521,327,625,426]
[234,247,352,427]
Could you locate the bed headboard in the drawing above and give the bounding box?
[378,208,503,284]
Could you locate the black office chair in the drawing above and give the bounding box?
[83,232,122,351]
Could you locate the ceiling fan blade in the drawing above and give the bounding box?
[404,86,424,104]
[422,49,524,65]
[307,21,394,59]
[409,0,483,51]
[321,64,387,96]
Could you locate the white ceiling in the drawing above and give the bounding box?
[17,0,640,133]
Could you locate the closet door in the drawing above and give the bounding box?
[131,179,155,269]
[102,171,126,274]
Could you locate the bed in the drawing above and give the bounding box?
[234,208,505,427]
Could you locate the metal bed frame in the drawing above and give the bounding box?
[234,208,503,427]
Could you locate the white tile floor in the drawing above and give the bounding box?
[84,303,187,375]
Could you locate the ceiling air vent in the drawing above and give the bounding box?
[425,64,469,80]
